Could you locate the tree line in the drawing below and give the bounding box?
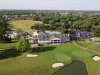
[32,13,100,36]
[0,19,12,43]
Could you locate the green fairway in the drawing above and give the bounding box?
[7,20,43,30]
[71,50,93,58]
[0,43,100,75]
[54,53,72,62]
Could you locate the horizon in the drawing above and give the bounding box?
[0,0,100,10]
[0,9,100,11]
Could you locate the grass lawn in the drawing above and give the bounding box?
[12,39,18,43]
[75,40,100,53]
[0,40,18,49]
[0,43,100,75]
[0,43,17,49]
[7,20,43,30]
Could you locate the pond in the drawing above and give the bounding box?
[52,60,88,75]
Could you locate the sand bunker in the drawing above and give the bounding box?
[92,56,100,61]
[26,54,38,57]
[52,63,64,68]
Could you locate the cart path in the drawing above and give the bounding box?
[73,41,100,55]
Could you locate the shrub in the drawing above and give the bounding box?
[38,43,41,46]
[89,38,92,42]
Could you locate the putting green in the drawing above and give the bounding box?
[71,50,92,58]
[54,53,72,62]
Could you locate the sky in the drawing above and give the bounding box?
[0,0,100,10]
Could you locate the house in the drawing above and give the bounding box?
[77,33,81,37]
[33,30,46,36]
[34,30,61,36]
[13,32,17,35]
[91,37,100,42]
[26,37,38,43]
[38,34,70,44]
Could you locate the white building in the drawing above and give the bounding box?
[33,30,45,36]
[38,34,70,44]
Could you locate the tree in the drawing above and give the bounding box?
[42,18,51,24]
[33,23,40,30]
[49,20,55,24]
[0,19,11,43]
[73,22,79,31]
[15,35,21,40]
[93,29,100,37]
[30,25,35,30]
[15,29,26,40]
[16,38,30,52]
[62,29,68,34]
[50,24,56,31]
[61,22,66,29]
[33,16,40,21]
[39,24,45,31]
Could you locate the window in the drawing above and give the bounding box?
[43,39,45,41]
[42,36,45,38]
[39,39,42,41]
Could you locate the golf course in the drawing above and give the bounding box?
[0,20,100,75]
[0,42,100,75]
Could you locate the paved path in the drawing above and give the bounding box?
[73,41,100,55]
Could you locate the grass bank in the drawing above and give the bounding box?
[75,40,100,53]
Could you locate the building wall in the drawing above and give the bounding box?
[38,38,70,44]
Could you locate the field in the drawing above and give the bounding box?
[7,20,43,30]
[24,30,34,35]
[0,43,100,75]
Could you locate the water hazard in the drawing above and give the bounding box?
[52,60,88,75]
